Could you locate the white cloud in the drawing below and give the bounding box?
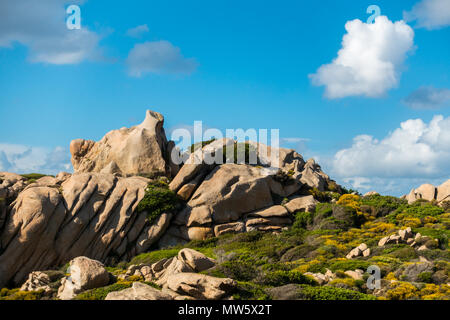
[404,0,450,30]
[309,16,414,99]
[0,144,72,175]
[126,41,198,77]
[330,115,450,194]
[0,0,103,64]
[126,24,149,38]
[403,86,450,109]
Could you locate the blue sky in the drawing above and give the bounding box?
[0,0,449,196]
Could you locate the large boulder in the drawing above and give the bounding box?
[166,273,236,300]
[70,110,179,177]
[0,172,170,287]
[437,180,450,203]
[57,256,110,300]
[20,272,53,295]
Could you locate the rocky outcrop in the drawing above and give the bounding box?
[0,172,170,287]
[105,282,173,300]
[378,228,439,250]
[70,110,179,178]
[404,179,450,205]
[57,256,110,300]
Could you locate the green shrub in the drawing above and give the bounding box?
[414,227,450,248]
[298,285,376,300]
[260,270,317,286]
[137,182,179,224]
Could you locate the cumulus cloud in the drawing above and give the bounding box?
[0,144,72,175]
[126,24,149,38]
[404,0,450,30]
[331,115,450,194]
[309,16,414,99]
[126,41,198,77]
[0,0,103,64]
[403,86,450,109]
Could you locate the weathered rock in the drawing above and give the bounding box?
[20,272,53,295]
[363,191,379,197]
[177,248,216,272]
[57,256,110,300]
[403,179,450,205]
[0,186,66,287]
[105,282,173,300]
[70,110,179,177]
[169,139,234,193]
[166,273,236,300]
[214,221,245,237]
[283,195,317,213]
